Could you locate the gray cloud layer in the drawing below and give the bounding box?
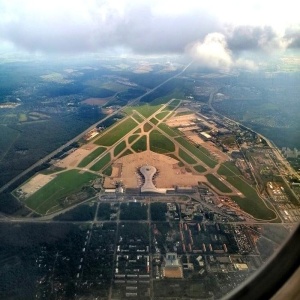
[226,26,280,51]
[0,1,299,69]
[0,3,220,54]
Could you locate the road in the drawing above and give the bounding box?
[0,62,192,194]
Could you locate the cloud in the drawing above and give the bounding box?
[186,33,258,71]
[284,26,300,49]
[0,0,299,68]
[226,26,282,52]
[0,0,219,54]
[186,33,233,70]
[234,58,258,70]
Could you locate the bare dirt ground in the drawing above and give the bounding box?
[183,132,229,163]
[111,163,122,177]
[20,174,55,197]
[104,150,206,189]
[166,114,198,127]
[178,126,199,132]
[55,145,97,168]
[175,107,192,113]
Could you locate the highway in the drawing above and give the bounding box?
[0,62,192,194]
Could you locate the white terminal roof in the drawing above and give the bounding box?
[140,165,158,193]
[139,165,167,193]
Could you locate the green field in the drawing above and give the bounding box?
[179,148,197,164]
[136,104,162,118]
[149,89,184,105]
[227,175,259,199]
[132,113,144,123]
[25,170,98,215]
[217,162,241,176]
[77,147,106,168]
[131,135,147,152]
[158,123,179,137]
[218,166,277,219]
[205,174,232,193]
[128,134,139,144]
[149,130,175,153]
[231,195,276,220]
[124,104,162,118]
[150,117,158,125]
[90,153,111,171]
[155,111,170,120]
[103,165,112,176]
[169,99,181,106]
[194,165,207,173]
[114,141,126,157]
[175,137,218,168]
[143,122,152,132]
[95,118,137,146]
[165,99,181,110]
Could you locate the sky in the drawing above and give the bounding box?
[0,0,299,69]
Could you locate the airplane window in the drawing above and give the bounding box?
[0,1,299,299]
